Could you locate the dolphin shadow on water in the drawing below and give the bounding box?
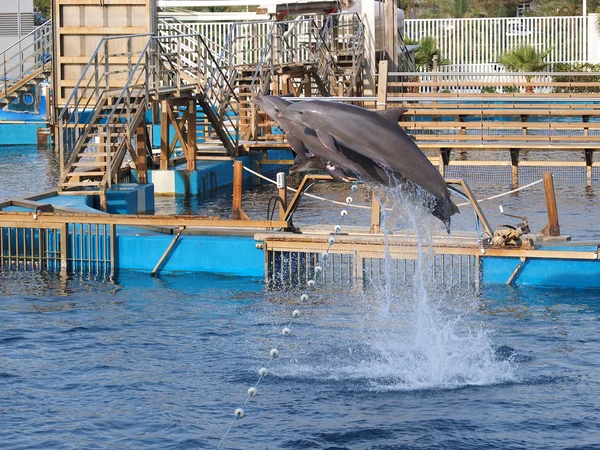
[253,96,459,232]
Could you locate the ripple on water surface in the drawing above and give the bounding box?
[1,271,599,448]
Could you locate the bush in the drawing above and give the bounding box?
[552,63,600,93]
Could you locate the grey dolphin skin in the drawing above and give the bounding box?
[278,99,459,230]
[253,96,407,184]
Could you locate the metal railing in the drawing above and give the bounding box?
[56,34,155,176]
[0,20,52,100]
[405,15,588,66]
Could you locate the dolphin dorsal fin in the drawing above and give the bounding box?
[375,107,409,124]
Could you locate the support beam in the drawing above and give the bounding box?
[136,125,148,184]
[370,190,381,234]
[383,0,399,71]
[232,160,250,220]
[187,96,197,171]
[160,100,169,170]
[376,60,388,111]
[509,148,520,187]
[277,172,287,221]
[585,149,594,186]
[541,172,561,237]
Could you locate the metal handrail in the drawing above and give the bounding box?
[0,20,52,96]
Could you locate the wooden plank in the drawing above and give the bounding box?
[0,212,288,229]
[258,236,599,260]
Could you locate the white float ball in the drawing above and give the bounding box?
[235,408,244,419]
[282,327,291,336]
[270,348,279,359]
[292,309,301,318]
[248,387,257,397]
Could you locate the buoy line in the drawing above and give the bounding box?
[216,181,360,449]
[241,165,544,212]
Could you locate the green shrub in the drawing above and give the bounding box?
[552,63,600,93]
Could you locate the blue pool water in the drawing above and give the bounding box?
[1,271,600,449]
[1,145,600,449]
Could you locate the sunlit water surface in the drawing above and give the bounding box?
[1,145,600,449]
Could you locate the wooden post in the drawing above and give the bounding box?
[585,149,593,187]
[384,0,399,71]
[277,172,287,221]
[187,96,197,171]
[160,100,169,170]
[377,60,388,111]
[60,223,68,271]
[370,190,381,234]
[233,160,243,220]
[509,148,520,188]
[136,125,148,184]
[541,171,560,237]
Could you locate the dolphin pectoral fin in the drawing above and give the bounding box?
[316,129,340,153]
[375,107,409,124]
[287,135,307,157]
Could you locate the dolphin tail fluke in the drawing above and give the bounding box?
[449,199,460,216]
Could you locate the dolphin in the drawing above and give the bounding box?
[253,96,408,185]
[278,100,459,230]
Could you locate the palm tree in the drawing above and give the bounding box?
[413,36,449,70]
[498,45,552,93]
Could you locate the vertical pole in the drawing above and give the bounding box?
[509,148,519,188]
[370,190,381,234]
[542,172,561,237]
[384,0,398,71]
[110,224,116,279]
[233,160,243,220]
[136,125,148,184]
[160,100,169,170]
[187,96,197,171]
[376,60,388,111]
[60,223,68,272]
[277,172,287,221]
[585,149,594,187]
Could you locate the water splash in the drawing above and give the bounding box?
[358,183,516,390]
[278,183,516,391]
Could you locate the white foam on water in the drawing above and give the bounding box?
[277,183,516,390]
[360,184,516,390]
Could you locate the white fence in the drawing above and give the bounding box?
[405,15,593,67]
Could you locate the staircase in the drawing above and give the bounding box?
[158,17,240,157]
[0,20,52,109]
[57,35,159,199]
[56,13,367,200]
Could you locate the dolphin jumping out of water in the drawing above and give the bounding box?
[277,99,459,231]
[253,96,408,184]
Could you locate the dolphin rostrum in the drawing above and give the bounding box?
[278,99,459,230]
